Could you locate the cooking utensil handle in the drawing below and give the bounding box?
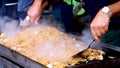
[87,39,95,48]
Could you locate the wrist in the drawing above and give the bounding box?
[101,6,112,18]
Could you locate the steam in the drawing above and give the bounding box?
[0,16,87,63]
[0,16,65,39]
[39,16,65,32]
[0,16,20,39]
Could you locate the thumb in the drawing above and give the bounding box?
[35,16,40,24]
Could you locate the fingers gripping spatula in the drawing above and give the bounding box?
[72,39,95,58]
[19,16,38,29]
[20,16,31,27]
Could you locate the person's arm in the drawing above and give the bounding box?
[27,0,42,24]
[109,1,120,16]
[90,1,120,42]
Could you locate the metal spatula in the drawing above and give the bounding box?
[72,39,95,57]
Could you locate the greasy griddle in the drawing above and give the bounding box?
[67,42,120,68]
[0,41,120,68]
[0,44,47,68]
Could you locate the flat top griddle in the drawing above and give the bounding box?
[0,41,120,68]
[67,41,120,68]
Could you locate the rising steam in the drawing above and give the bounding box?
[0,16,20,39]
[0,16,65,39]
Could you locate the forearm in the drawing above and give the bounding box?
[34,0,42,5]
[108,1,120,16]
[32,0,42,10]
[27,0,43,23]
[90,1,120,42]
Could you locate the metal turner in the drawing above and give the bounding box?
[72,39,95,58]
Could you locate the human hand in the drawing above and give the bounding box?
[90,10,110,42]
[27,1,42,24]
[20,16,30,27]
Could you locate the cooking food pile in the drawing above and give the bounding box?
[0,25,105,68]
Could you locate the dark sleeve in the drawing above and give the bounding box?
[84,0,108,20]
[107,0,119,4]
[5,0,18,3]
[49,0,63,4]
[0,0,2,8]
[18,0,33,12]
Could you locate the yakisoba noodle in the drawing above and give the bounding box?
[0,26,105,68]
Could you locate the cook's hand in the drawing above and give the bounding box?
[90,10,110,42]
[27,1,42,24]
